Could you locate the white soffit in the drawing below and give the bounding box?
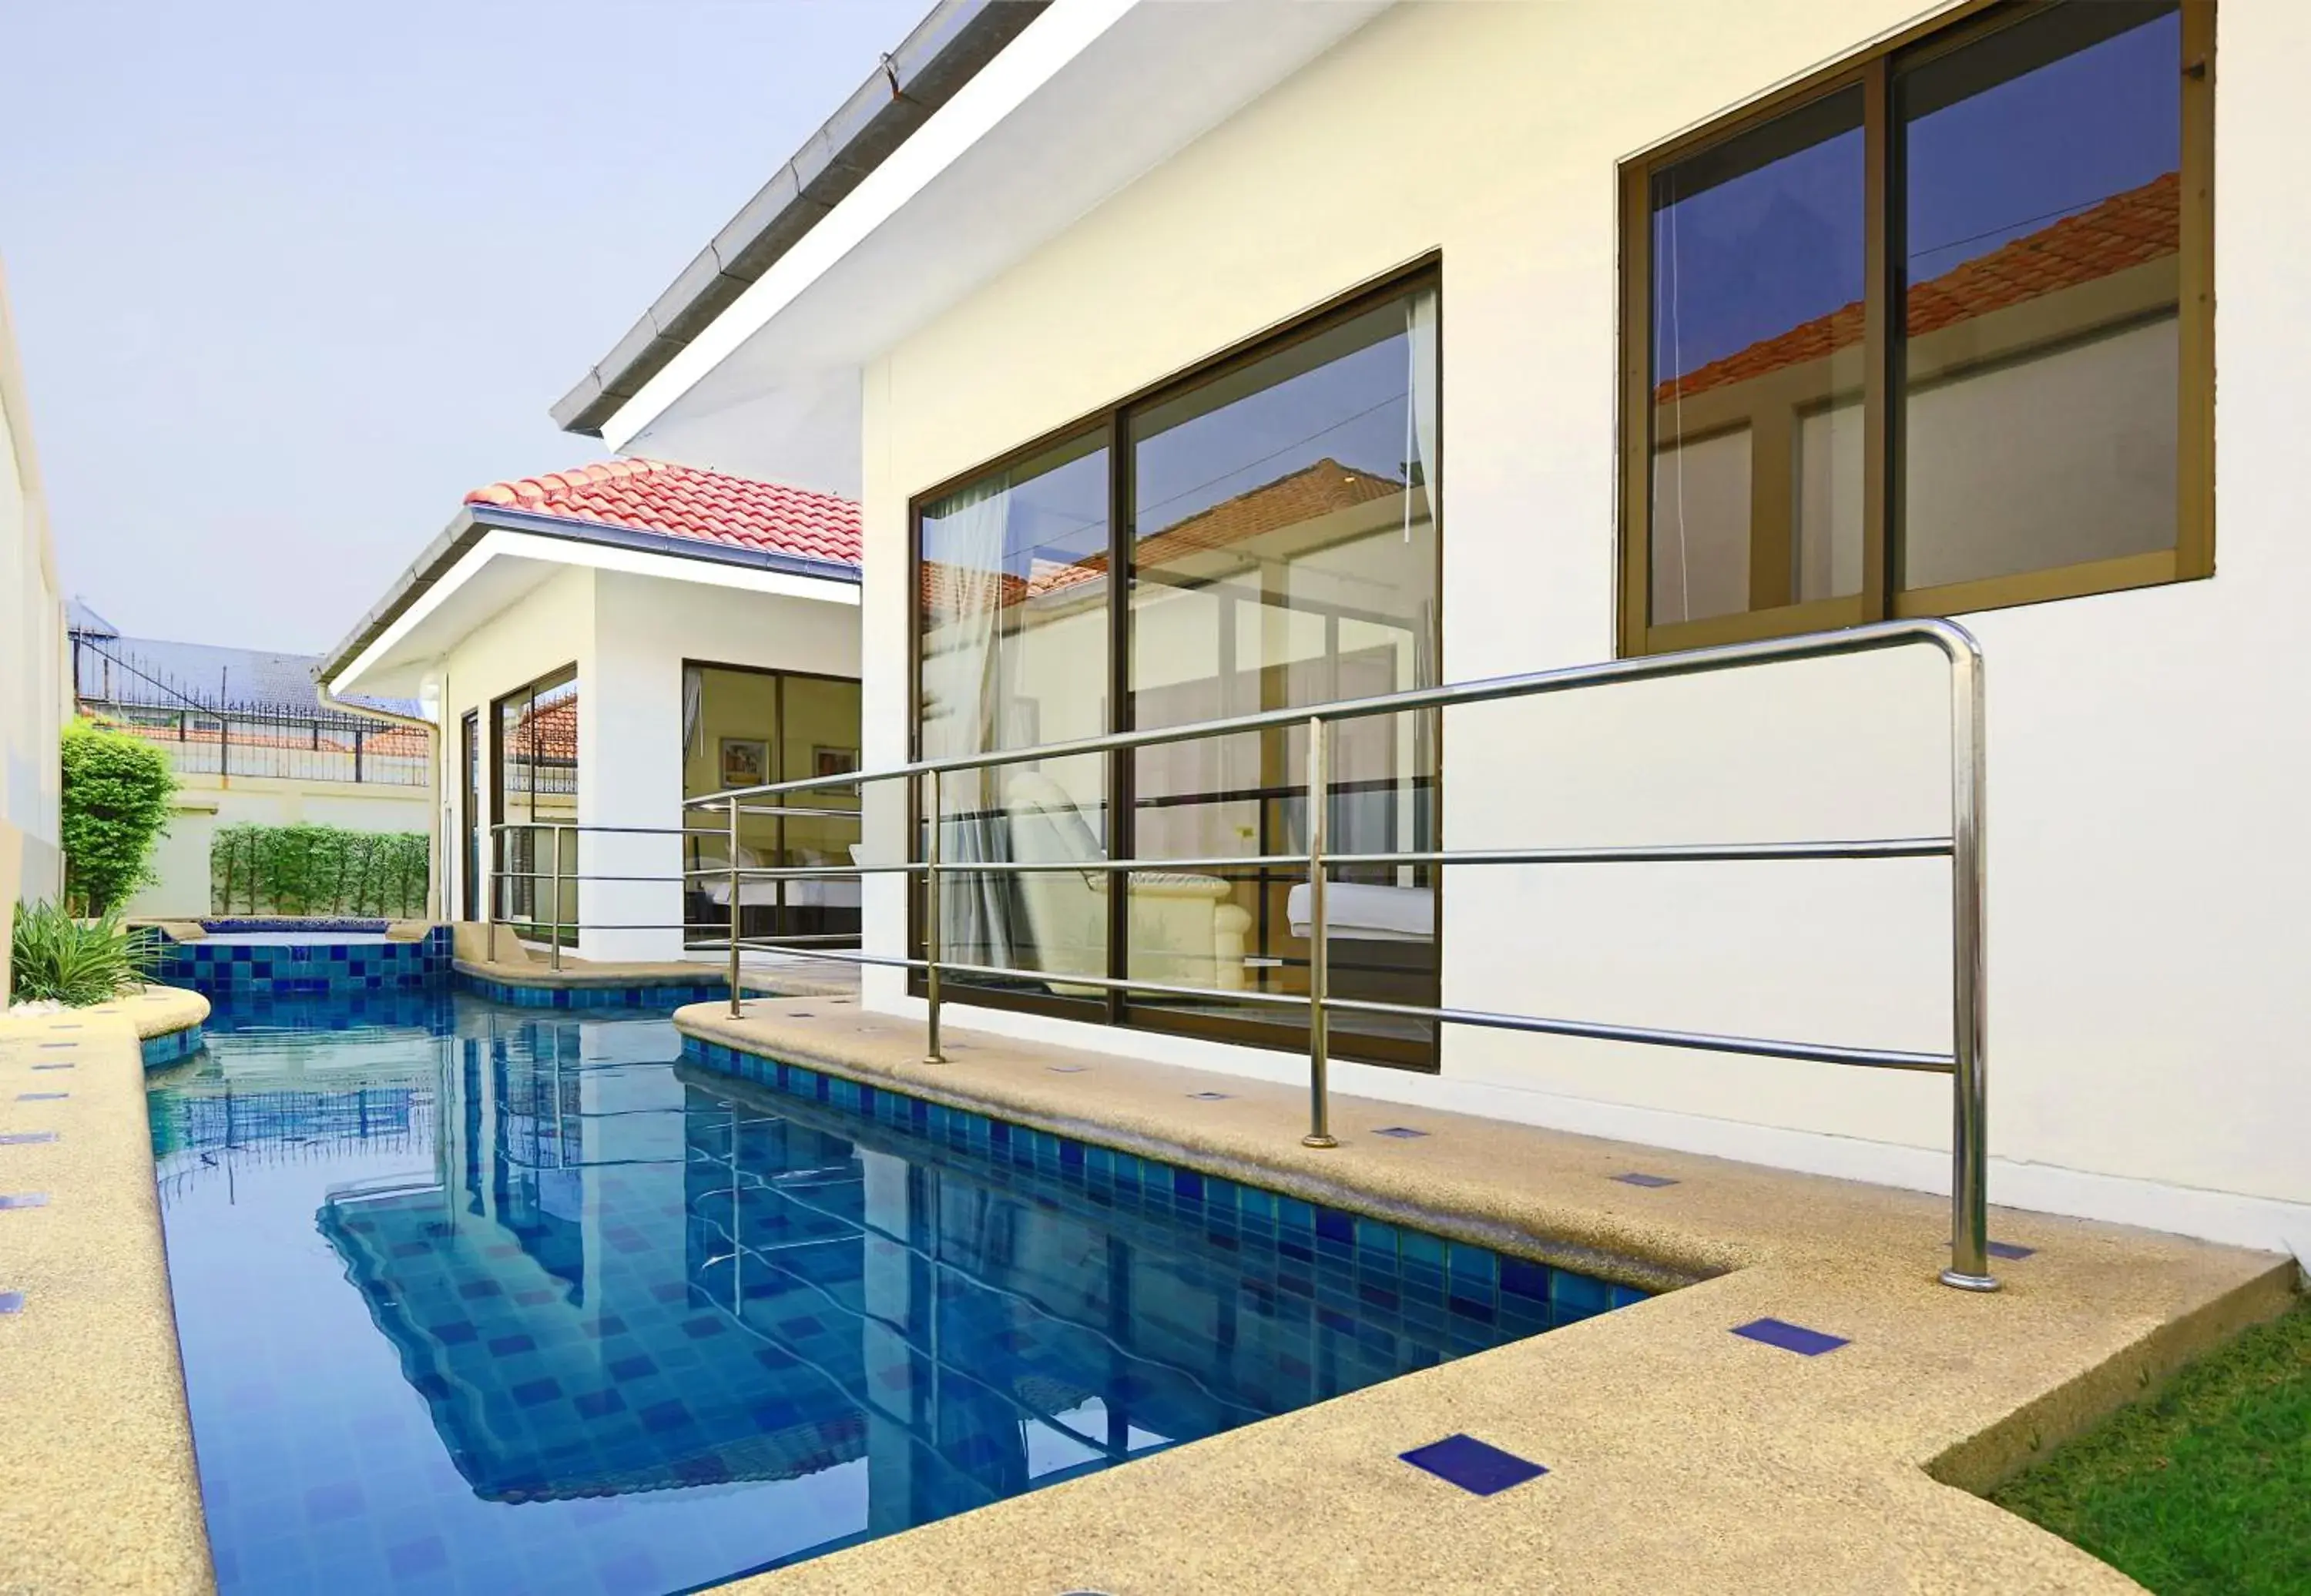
[330,530,859,699]
[604,0,1397,491]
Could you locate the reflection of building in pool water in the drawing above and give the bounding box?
[310,1024,1196,1526]
[149,996,453,1195]
[302,1010,1563,1549]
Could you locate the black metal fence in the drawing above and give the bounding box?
[85,699,430,786]
[72,634,427,786]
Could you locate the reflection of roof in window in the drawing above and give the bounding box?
[1656,171,2179,403]
[507,696,578,763]
[921,458,1406,617]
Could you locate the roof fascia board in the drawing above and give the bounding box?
[317,502,859,688]
[598,0,1135,453]
[328,527,860,699]
[552,0,1052,437]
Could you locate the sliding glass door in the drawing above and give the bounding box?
[913,269,1441,1068]
[493,666,579,941]
[680,664,864,950]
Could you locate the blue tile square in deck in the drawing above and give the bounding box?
[0,1193,50,1209]
[1048,1064,1088,1073]
[1732,1317,1849,1356]
[1373,1125,1428,1138]
[0,1290,22,1313]
[0,1132,59,1145]
[1988,1240,2037,1260]
[1612,1172,1679,1188]
[15,1092,67,1102]
[1400,1433,1548,1496]
[1186,1091,1232,1101]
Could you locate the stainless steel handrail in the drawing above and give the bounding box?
[491,618,1993,1290]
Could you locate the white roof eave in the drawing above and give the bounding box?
[599,0,1394,495]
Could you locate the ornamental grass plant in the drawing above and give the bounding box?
[8,901,158,1007]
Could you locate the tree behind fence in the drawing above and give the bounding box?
[210,825,430,918]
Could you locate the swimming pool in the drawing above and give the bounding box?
[149,992,1643,1594]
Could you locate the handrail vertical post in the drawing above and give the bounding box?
[548,824,565,974]
[1941,640,1998,1292]
[487,826,499,964]
[1303,716,1337,1149]
[726,796,744,1018]
[923,768,945,1064]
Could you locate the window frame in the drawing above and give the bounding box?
[905,256,1446,1071]
[489,662,579,936]
[678,658,864,951]
[1616,0,2214,659]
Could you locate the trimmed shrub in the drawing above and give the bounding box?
[210,824,430,918]
[9,901,158,1006]
[60,719,177,914]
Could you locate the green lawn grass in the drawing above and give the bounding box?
[1991,1298,2311,1595]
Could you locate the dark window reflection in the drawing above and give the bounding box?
[1650,88,1867,624]
[1126,290,1440,1055]
[494,666,578,935]
[1898,3,2182,590]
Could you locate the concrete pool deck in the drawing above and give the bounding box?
[0,986,212,1596]
[676,998,2299,1596]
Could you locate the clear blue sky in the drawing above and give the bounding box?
[0,0,921,653]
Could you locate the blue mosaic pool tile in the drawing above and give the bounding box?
[146,1025,211,1071]
[16,1091,67,1102]
[1732,1317,1849,1356]
[1554,1269,1611,1319]
[0,1131,59,1145]
[1612,1172,1680,1188]
[1499,1255,1551,1304]
[1400,1433,1548,1496]
[1373,1125,1428,1138]
[0,1290,22,1313]
[0,1193,51,1209]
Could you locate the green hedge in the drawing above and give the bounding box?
[210,824,431,918]
[61,719,177,914]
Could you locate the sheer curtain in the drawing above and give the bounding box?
[681,665,703,759]
[1405,289,1441,874]
[921,475,1021,968]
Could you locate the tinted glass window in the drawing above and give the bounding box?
[1897,3,2182,590]
[1650,89,1867,625]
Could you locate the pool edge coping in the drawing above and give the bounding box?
[0,998,216,1594]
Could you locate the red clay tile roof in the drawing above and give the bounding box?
[467,458,861,569]
[1657,171,2180,404]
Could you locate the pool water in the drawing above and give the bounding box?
[149,993,1638,1595]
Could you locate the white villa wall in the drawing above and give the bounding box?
[0,260,66,954]
[830,0,2309,1252]
[436,564,599,941]
[586,570,862,961]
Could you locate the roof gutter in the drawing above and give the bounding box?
[314,502,862,693]
[550,0,1049,438]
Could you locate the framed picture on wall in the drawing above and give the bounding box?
[813,745,860,796]
[719,737,768,790]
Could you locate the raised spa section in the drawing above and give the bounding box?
[153,923,453,998]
